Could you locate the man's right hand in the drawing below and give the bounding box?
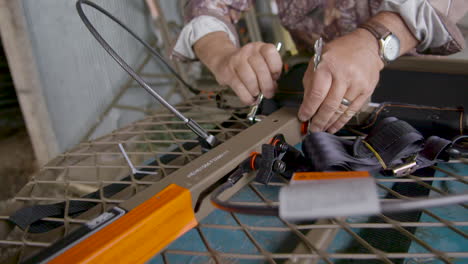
[194,32,282,105]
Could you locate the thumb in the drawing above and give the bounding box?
[297,104,311,122]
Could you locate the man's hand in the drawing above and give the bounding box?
[194,32,282,105]
[298,29,383,134]
[212,42,282,105]
[298,12,418,134]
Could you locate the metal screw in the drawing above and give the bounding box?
[278,143,289,153]
[272,160,286,173]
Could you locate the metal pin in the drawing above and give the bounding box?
[118,143,158,175]
[247,42,282,123]
[313,37,323,72]
[306,37,324,133]
[276,42,282,52]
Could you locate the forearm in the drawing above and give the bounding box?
[193,31,238,73]
[377,0,466,55]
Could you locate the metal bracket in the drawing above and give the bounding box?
[385,155,418,177]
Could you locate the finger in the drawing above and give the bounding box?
[298,65,332,122]
[324,104,348,133]
[230,77,255,105]
[308,78,347,132]
[324,87,361,132]
[327,93,370,134]
[259,44,283,78]
[235,63,260,98]
[248,55,275,98]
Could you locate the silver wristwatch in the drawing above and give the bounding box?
[359,21,400,63]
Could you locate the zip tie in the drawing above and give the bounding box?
[361,140,387,169]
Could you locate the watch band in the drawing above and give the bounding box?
[358,20,391,40]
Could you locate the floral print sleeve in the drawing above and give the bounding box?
[184,0,253,44]
[173,0,466,61]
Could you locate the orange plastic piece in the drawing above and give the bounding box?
[292,171,370,181]
[300,122,309,135]
[50,184,197,264]
[268,137,275,144]
[200,90,216,99]
[250,152,259,170]
[272,139,280,146]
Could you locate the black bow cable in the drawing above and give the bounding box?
[77,0,197,94]
[76,0,219,149]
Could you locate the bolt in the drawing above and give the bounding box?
[272,160,286,173]
[278,143,289,153]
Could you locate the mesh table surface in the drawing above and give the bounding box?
[0,95,466,264]
[0,95,250,263]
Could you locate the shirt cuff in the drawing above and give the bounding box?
[172,15,237,61]
[378,0,464,54]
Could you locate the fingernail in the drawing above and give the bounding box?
[272,72,280,80]
[310,126,321,133]
[298,113,308,122]
[328,128,337,134]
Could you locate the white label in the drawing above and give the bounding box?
[86,212,116,229]
[279,177,381,221]
[187,150,229,178]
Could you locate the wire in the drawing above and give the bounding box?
[211,179,468,217]
[76,0,200,95]
[211,181,279,216]
[77,0,223,149]
[380,193,468,213]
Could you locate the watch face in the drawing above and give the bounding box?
[383,35,400,62]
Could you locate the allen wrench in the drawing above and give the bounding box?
[118,143,158,175]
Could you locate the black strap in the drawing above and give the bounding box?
[10,175,137,233]
[302,117,452,172]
